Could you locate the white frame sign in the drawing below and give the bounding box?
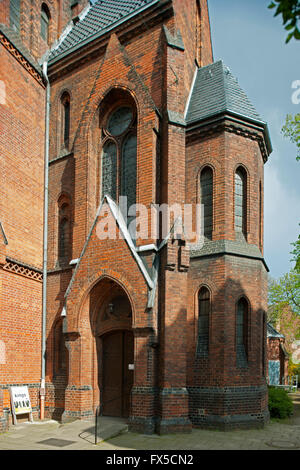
[10,386,33,424]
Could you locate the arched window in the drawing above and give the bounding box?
[58,200,71,264]
[197,287,210,356]
[10,0,21,33]
[200,166,213,239]
[100,103,137,227]
[236,297,249,367]
[41,3,50,43]
[235,167,247,237]
[61,92,70,150]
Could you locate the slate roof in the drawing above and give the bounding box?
[48,0,158,63]
[267,322,285,339]
[186,60,264,126]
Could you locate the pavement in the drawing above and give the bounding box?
[0,393,299,451]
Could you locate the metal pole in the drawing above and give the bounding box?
[40,61,50,420]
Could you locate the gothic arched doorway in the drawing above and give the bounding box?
[90,277,134,418]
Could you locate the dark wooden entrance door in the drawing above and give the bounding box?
[102,330,134,417]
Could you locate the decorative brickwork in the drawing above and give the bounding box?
[0,30,44,86]
[3,260,43,282]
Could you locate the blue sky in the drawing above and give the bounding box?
[208,0,300,280]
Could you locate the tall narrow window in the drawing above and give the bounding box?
[236,297,249,367]
[58,200,71,264]
[41,3,50,43]
[10,0,21,32]
[196,0,201,65]
[197,287,210,356]
[259,181,262,252]
[200,167,213,239]
[61,93,70,150]
[235,167,247,237]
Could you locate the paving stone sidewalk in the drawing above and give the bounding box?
[0,393,299,451]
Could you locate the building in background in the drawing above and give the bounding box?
[267,323,289,386]
[0,0,272,433]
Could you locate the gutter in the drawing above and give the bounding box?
[40,61,50,420]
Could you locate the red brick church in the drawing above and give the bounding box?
[0,0,272,433]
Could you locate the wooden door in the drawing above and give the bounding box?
[102,330,134,417]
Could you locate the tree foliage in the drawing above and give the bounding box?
[268,269,300,322]
[282,113,300,160]
[291,231,300,271]
[268,0,300,42]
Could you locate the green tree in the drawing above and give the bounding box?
[281,114,300,271]
[268,0,300,42]
[268,269,300,323]
[291,231,300,271]
[282,113,300,160]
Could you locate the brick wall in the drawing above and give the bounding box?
[0,29,45,425]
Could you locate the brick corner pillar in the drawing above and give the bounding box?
[129,327,159,435]
[60,331,94,423]
[156,238,192,434]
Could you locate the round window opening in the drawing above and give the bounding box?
[107,107,133,136]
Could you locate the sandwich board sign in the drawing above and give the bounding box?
[10,386,33,424]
